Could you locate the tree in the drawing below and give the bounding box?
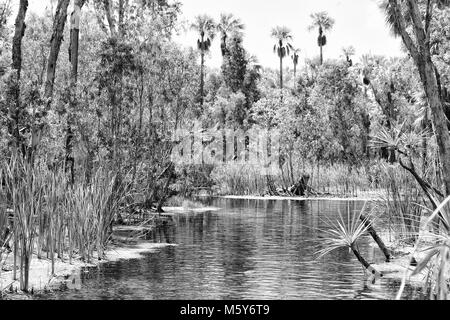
[271,26,293,90]
[65,0,88,184]
[217,13,244,57]
[191,14,216,108]
[342,46,355,66]
[309,61,366,167]
[0,0,11,69]
[308,11,335,65]
[221,34,247,93]
[44,0,70,100]
[291,48,300,89]
[381,0,450,196]
[10,0,29,153]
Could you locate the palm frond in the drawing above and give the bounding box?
[308,11,335,32]
[271,26,294,59]
[316,204,374,259]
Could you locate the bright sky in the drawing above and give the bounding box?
[25,0,404,69]
[175,0,404,69]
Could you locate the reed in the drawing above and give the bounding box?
[211,161,373,196]
[0,174,10,276]
[2,155,45,292]
[373,162,424,244]
[0,153,130,292]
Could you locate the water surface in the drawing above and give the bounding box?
[39,199,422,300]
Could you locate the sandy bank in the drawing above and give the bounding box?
[162,206,221,214]
[0,241,176,299]
[221,195,379,201]
[368,230,432,289]
[372,248,427,287]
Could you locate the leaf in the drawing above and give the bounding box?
[411,247,439,276]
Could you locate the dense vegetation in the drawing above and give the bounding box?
[0,0,449,299]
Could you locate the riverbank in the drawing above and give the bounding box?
[221,192,382,202]
[0,240,177,300]
[368,226,435,291]
[0,203,222,300]
[371,242,428,287]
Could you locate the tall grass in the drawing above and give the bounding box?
[2,156,44,291]
[211,161,374,196]
[373,162,424,244]
[0,155,128,292]
[0,176,11,278]
[211,163,268,196]
[396,196,450,300]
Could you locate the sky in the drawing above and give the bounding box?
[24,0,404,69]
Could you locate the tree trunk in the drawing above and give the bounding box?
[221,34,227,57]
[132,70,144,187]
[350,243,371,269]
[11,0,28,76]
[118,0,126,36]
[350,243,382,278]
[320,44,323,65]
[293,65,297,90]
[360,213,391,262]
[10,0,28,152]
[279,56,283,90]
[420,58,450,196]
[44,0,71,100]
[388,0,450,196]
[65,0,86,184]
[200,50,205,107]
[422,111,429,175]
[104,0,116,37]
[289,150,294,185]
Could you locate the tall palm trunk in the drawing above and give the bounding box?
[200,34,205,107]
[221,34,227,57]
[279,56,283,90]
[320,45,323,65]
[200,52,205,107]
[293,63,297,91]
[319,27,323,65]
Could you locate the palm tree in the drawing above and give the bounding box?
[217,13,244,57]
[191,15,216,107]
[308,11,335,65]
[317,205,384,278]
[271,26,293,90]
[342,46,355,66]
[291,48,300,89]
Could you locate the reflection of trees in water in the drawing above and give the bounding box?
[216,201,258,292]
[48,199,411,300]
[151,225,176,244]
[174,212,216,245]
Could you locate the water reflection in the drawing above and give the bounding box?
[38,199,421,300]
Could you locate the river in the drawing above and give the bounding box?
[37,198,422,300]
